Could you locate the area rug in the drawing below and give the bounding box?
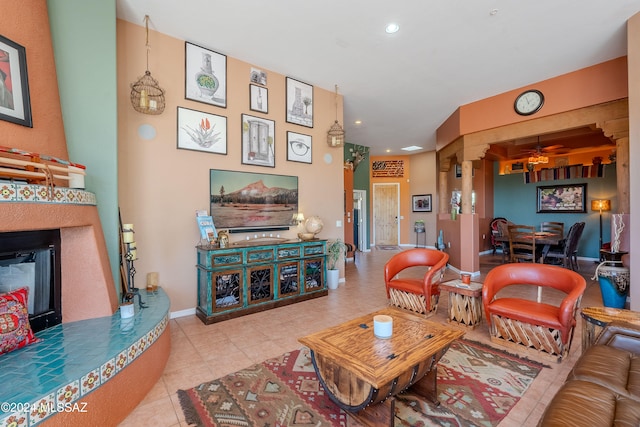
[178,339,547,427]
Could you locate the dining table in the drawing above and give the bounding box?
[495,230,564,302]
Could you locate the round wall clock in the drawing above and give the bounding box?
[514,89,544,116]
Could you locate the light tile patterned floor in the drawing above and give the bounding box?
[119,249,603,427]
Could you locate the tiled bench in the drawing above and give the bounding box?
[0,289,170,426]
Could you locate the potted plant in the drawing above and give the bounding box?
[326,239,347,290]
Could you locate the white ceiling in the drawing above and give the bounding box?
[116,0,640,155]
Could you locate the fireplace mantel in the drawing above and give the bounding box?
[1,182,119,322]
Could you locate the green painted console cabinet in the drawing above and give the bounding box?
[196,239,327,324]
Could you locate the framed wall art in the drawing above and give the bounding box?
[0,34,32,127]
[286,131,312,164]
[177,107,227,154]
[185,42,227,108]
[250,67,267,85]
[249,84,268,114]
[241,114,275,167]
[537,183,587,213]
[412,194,432,212]
[285,77,313,128]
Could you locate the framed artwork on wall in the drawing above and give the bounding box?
[412,194,432,212]
[249,84,268,114]
[285,77,313,128]
[185,42,227,108]
[177,107,227,154]
[286,131,312,164]
[241,114,275,167]
[0,34,32,127]
[537,183,587,213]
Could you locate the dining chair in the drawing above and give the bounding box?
[540,221,565,236]
[489,217,508,254]
[508,224,538,263]
[545,222,585,271]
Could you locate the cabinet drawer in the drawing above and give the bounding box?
[303,243,325,257]
[277,245,301,259]
[211,252,243,267]
[247,248,274,264]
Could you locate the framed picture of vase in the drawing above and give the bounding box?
[177,107,227,155]
[249,84,268,114]
[0,34,32,127]
[286,77,313,128]
[241,114,275,167]
[286,131,312,164]
[185,42,227,108]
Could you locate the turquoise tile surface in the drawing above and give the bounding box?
[0,288,169,426]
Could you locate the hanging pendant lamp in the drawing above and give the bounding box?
[130,15,165,115]
[327,85,345,147]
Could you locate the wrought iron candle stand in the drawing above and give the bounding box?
[123,242,147,309]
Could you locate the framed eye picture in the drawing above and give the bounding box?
[0,34,32,127]
[241,114,275,167]
[177,107,227,155]
[412,194,432,212]
[287,131,312,164]
[185,42,227,108]
[249,84,268,113]
[286,77,313,128]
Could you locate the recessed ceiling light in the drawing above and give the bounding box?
[385,23,400,34]
[489,9,499,16]
[385,149,391,153]
[401,145,423,152]
[354,120,362,125]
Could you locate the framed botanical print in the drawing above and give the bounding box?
[286,131,312,164]
[241,114,275,167]
[285,77,313,128]
[177,107,227,155]
[185,42,227,108]
[0,34,32,127]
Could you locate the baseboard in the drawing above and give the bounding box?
[170,307,196,319]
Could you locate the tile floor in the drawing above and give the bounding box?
[119,249,604,427]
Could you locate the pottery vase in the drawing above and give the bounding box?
[196,52,219,99]
[597,261,629,308]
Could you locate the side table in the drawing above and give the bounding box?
[440,279,483,329]
[580,306,640,351]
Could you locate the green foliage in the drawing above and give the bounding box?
[326,238,347,270]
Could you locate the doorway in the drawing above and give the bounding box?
[373,183,399,246]
[353,189,367,251]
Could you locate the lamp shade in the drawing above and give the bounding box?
[591,199,611,212]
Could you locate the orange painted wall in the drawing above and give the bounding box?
[437,57,628,149]
[370,155,412,244]
[0,0,68,158]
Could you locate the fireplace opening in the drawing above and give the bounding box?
[0,230,62,333]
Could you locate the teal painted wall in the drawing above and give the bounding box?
[345,143,371,250]
[48,0,120,287]
[493,163,618,259]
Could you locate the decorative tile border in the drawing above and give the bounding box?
[0,182,96,205]
[0,315,169,427]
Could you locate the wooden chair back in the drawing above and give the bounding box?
[508,224,537,263]
[540,221,564,237]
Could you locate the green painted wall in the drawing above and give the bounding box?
[48,0,120,287]
[345,143,371,250]
[493,163,618,259]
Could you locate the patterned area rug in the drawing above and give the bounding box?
[178,339,547,427]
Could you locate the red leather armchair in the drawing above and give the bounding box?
[482,263,586,361]
[384,249,449,317]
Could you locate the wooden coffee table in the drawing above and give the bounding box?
[298,307,463,427]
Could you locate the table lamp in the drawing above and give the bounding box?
[591,199,611,257]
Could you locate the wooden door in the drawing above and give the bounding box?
[373,184,399,245]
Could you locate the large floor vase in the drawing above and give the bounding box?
[596,261,629,308]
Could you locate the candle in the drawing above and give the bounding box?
[149,99,157,110]
[147,272,159,291]
[373,315,393,339]
[139,90,148,108]
[122,224,134,243]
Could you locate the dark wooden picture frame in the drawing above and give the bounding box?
[412,194,432,212]
[241,114,275,167]
[185,42,227,108]
[0,34,32,127]
[177,107,227,155]
[286,131,312,164]
[249,84,268,113]
[537,183,587,213]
